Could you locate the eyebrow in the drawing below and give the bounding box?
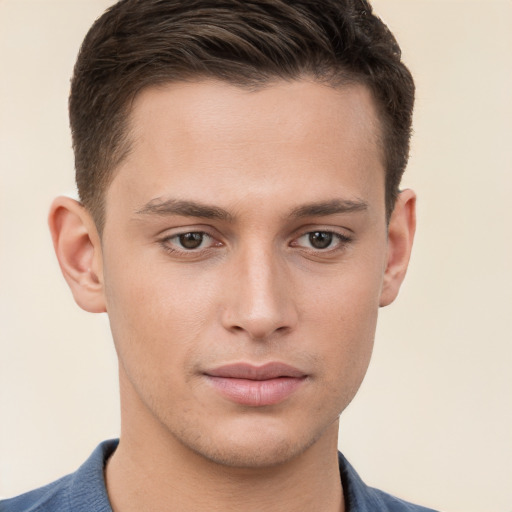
[135,198,233,221]
[135,197,368,222]
[288,198,368,218]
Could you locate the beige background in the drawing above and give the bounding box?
[1,1,511,510]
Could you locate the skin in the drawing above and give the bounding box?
[49,79,415,512]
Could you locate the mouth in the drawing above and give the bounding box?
[204,362,308,407]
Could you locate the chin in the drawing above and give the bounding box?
[190,438,305,469]
[175,417,330,470]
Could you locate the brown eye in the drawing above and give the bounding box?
[308,231,333,249]
[292,230,351,253]
[178,232,204,249]
[160,231,221,256]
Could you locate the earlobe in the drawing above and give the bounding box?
[48,196,106,313]
[379,189,416,307]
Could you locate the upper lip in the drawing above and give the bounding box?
[205,362,306,380]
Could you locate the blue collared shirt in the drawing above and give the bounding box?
[1,439,439,511]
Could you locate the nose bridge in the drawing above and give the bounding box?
[223,237,296,339]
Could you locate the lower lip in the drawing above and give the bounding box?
[206,376,306,406]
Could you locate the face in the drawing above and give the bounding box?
[99,79,391,468]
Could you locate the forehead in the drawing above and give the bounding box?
[128,78,382,154]
[107,79,385,219]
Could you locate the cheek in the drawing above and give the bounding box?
[318,292,377,374]
[302,257,383,400]
[102,251,215,381]
[102,270,214,426]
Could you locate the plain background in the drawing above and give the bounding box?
[0,1,511,511]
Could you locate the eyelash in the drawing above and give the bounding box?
[158,229,352,257]
[291,230,352,253]
[159,231,219,256]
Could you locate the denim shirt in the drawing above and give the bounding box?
[0,439,439,512]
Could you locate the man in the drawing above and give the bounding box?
[1,1,437,510]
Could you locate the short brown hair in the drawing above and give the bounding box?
[70,0,415,230]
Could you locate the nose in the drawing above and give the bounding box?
[221,244,298,341]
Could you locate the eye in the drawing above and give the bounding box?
[292,230,351,251]
[177,232,207,250]
[161,231,219,253]
[306,231,334,249]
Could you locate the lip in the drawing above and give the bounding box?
[204,362,307,407]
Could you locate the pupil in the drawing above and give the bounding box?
[179,233,203,249]
[309,232,332,249]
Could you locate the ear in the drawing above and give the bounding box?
[379,189,416,307]
[48,196,106,313]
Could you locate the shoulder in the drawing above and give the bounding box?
[338,452,440,512]
[0,440,118,512]
[366,487,440,512]
[0,475,73,512]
